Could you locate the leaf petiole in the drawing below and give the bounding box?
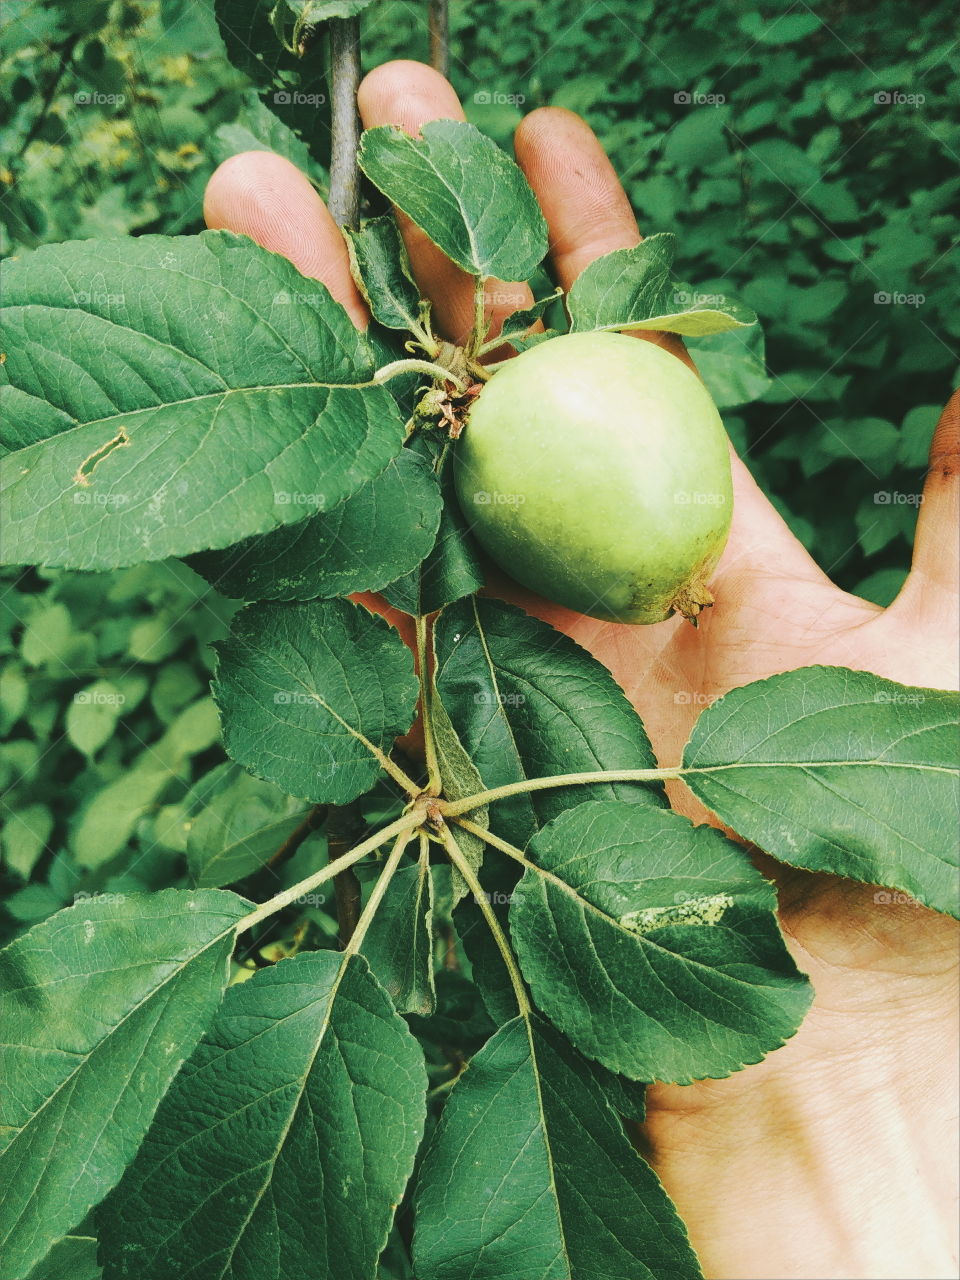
[468,276,487,356]
[373,358,467,392]
[416,614,443,794]
[438,822,531,1016]
[341,828,415,955]
[235,810,423,935]
[439,766,678,817]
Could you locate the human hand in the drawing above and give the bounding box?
[204,60,959,1279]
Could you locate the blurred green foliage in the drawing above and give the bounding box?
[1,0,956,934]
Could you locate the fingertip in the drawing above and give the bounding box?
[514,105,601,156]
[203,150,367,327]
[358,59,465,131]
[927,388,960,473]
[899,391,960,606]
[204,150,313,238]
[513,106,639,276]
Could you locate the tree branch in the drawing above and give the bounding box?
[266,804,325,868]
[326,801,365,945]
[10,35,79,178]
[428,0,450,78]
[327,17,362,229]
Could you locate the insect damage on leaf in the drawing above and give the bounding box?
[74,427,131,485]
[621,891,735,935]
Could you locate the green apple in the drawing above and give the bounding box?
[454,331,733,623]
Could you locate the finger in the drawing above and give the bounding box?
[890,390,960,623]
[357,60,534,346]
[514,106,689,367]
[204,150,368,328]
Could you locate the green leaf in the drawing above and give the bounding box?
[65,680,126,757]
[283,0,374,26]
[212,91,326,182]
[740,11,822,43]
[20,602,93,671]
[686,324,772,409]
[683,667,960,919]
[358,121,548,281]
[430,691,488,904]
[214,0,326,105]
[495,288,564,347]
[590,1066,648,1122]
[406,968,495,1052]
[362,844,436,1015]
[413,1015,702,1280]
[567,236,756,336]
[511,800,811,1083]
[0,889,249,1279]
[184,762,312,888]
[567,236,675,331]
[98,951,426,1280]
[0,662,29,733]
[212,598,419,804]
[898,403,941,468]
[70,699,221,869]
[435,598,665,843]
[0,232,405,570]
[25,1236,101,1280]
[2,803,53,878]
[381,440,484,616]
[345,215,426,334]
[188,450,442,602]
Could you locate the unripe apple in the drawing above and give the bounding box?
[454,332,733,624]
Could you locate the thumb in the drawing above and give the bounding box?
[890,390,960,623]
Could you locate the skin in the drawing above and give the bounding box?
[204,61,959,1280]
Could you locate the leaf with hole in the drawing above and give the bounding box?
[510,800,812,1082]
[0,233,404,570]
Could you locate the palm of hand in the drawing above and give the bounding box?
[204,59,959,1278]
